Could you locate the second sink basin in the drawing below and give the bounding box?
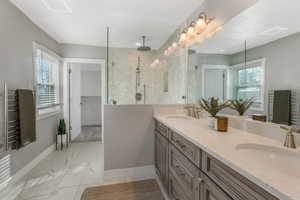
[235,143,300,178]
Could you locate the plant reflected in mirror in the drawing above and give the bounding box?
[199,97,230,118]
[229,98,255,116]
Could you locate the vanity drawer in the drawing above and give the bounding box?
[169,145,200,200]
[202,152,279,200]
[155,120,169,138]
[170,131,201,168]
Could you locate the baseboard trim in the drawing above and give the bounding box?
[10,144,55,184]
[104,165,155,181]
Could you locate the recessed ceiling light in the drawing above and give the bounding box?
[42,0,72,13]
[219,49,225,52]
[136,42,142,47]
[260,27,288,36]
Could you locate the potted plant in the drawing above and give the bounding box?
[199,97,230,128]
[229,98,254,117]
[57,119,67,150]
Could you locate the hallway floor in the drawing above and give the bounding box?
[2,142,104,200]
[73,126,102,143]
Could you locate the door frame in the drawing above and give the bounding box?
[63,58,106,143]
[201,65,229,101]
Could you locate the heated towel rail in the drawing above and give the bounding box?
[2,82,21,152]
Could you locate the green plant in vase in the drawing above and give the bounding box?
[229,98,254,116]
[57,119,67,150]
[199,97,230,118]
[58,119,67,135]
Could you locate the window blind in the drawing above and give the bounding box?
[37,84,57,108]
[34,42,60,109]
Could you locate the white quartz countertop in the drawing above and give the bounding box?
[154,115,300,200]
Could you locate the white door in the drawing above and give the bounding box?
[203,68,226,101]
[70,64,82,140]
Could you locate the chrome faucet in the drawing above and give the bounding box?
[280,126,300,149]
[184,105,202,119]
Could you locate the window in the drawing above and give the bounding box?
[229,59,265,111]
[33,42,60,114]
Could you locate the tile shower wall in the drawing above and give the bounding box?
[153,30,188,105]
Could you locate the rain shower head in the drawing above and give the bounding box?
[137,36,151,51]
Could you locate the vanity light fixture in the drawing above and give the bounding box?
[164,12,221,56]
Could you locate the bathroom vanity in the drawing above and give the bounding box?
[154,115,300,200]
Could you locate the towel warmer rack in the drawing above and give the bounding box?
[268,90,300,125]
[2,82,21,151]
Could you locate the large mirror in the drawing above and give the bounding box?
[187,1,300,126]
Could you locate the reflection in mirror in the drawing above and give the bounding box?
[187,0,300,126]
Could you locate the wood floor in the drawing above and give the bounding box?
[73,126,102,143]
[80,179,164,200]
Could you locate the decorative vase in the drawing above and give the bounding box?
[208,116,216,129]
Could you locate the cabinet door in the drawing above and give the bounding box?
[155,131,169,189]
[169,145,200,200]
[169,172,190,200]
[202,174,232,200]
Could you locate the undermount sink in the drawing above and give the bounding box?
[236,143,300,177]
[165,115,192,120]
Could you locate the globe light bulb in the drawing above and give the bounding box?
[172,42,178,48]
[187,26,196,39]
[195,17,207,33]
[180,32,187,41]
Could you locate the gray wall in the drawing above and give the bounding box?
[103,104,185,171]
[60,44,106,59]
[103,105,155,170]
[0,1,61,175]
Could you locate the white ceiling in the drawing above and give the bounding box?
[10,0,204,49]
[193,0,300,55]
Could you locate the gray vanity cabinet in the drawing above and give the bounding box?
[154,120,279,200]
[155,131,169,190]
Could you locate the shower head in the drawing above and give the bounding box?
[137,36,151,51]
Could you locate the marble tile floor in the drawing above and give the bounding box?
[1,142,106,200]
[1,141,154,200]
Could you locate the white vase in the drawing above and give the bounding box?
[208,117,216,129]
[57,134,67,145]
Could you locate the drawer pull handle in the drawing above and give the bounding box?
[198,177,204,183]
[175,140,187,149]
[174,165,186,177]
